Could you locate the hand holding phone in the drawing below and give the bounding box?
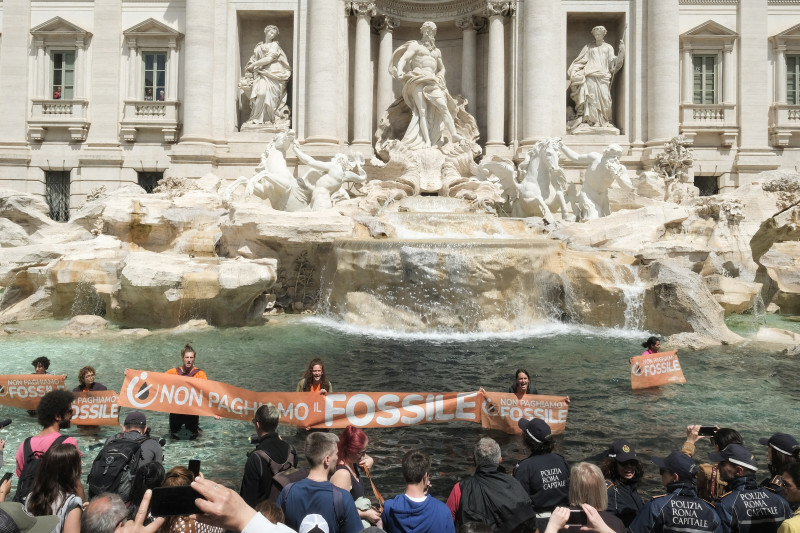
[567,509,587,526]
[149,486,202,516]
[188,460,200,477]
[698,426,717,437]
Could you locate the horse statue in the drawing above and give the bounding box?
[221,129,309,211]
[473,138,573,223]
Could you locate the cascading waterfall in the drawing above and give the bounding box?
[71,276,106,317]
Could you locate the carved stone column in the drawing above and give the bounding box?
[127,39,139,99]
[777,44,787,105]
[181,0,215,143]
[348,1,377,147]
[647,0,679,144]
[456,16,481,114]
[722,44,734,106]
[681,44,692,105]
[486,2,513,148]
[305,0,344,144]
[521,0,561,144]
[374,16,399,121]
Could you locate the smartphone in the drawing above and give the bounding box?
[698,426,717,437]
[149,486,202,516]
[188,459,201,477]
[567,509,587,526]
[0,472,12,483]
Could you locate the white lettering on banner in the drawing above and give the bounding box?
[208,392,262,417]
[160,385,202,406]
[401,395,425,424]
[275,402,309,421]
[346,394,375,425]
[324,393,476,427]
[376,395,402,426]
[7,383,64,398]
[456,392,477,420]
[493,405,568,424]
[73,403,120,420]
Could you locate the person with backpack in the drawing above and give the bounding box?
[240,404,298,507]
[87,411,163,502]
[14,390,83,503]
[25,443,83,533]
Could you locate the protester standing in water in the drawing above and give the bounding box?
[296,358,332,395]
[641,337,660,355]
[508,369,538,395]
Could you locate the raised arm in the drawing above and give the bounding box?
[560,144,595,165]
[293,142,331,173]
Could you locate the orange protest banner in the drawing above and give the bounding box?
[0,375,67,409]
[479,392,569,434]
[72,391,121,426]
[119,370,566,434]
[630,350,686,390]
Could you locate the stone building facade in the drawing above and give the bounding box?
[1,0,799,218]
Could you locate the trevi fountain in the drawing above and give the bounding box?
[1,17,798,502]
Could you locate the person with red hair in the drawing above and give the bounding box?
[331,426,380,526]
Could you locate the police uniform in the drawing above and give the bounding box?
[513,452,570,513]
[606,478,644,527]
[715,476,792,533]
[629,482,721,533]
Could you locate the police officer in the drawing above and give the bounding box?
[710,444,792,533]
[758,433,799,499]
[601,439,645,526]
[629,451,721,533]
[513,417,570,531]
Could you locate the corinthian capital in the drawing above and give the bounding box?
[485,1,516,18]
[456,15,486,32]
[345,1,377,17]
[371,15,399,34]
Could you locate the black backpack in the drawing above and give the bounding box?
[252,446,308,503]
[13,435,68,503]
[87,433,148,501]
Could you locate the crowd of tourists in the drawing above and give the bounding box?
[1,348,798,533]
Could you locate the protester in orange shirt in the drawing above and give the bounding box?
[166,345,208,439]
[295,358,332,395]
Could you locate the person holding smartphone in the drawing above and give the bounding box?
[543,463,625,533]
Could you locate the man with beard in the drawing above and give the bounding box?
[14,390,84,501]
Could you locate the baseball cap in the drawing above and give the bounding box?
[299,514,329,533]
[124,411,147,426]
[0,503,58,533]
[518,418,551,443]
[758,433,799,457]
[709,443,758,471]
[607,439,637,463]
[652,451,698,479]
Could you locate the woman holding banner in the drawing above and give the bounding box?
[72,366,107,392]
[508,369,538,396]
[640,337,660,355]
[296,359,332,395]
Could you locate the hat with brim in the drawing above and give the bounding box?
[518,417,551,443]
[0,503,59,533]
[608,439,637,463]
[758,433,799,457]
[652,451,698,480]
[709,443,758,471]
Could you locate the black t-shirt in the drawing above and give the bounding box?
[513,453,570,512]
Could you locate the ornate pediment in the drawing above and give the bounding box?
[31,17,91,45]
[772,22,800,47]
[681,20,738,48]
[376,0,499,22]
[124,18,182,48]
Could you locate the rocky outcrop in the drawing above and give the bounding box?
[703,275,762,315]
[62,315,108,335]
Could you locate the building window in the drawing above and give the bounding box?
[45,171,71,222]
[143,52,167,101]
[694,175,719,197]
[693,55,717,104]
[138,171,163,193]
[52,51,75,100]
[788,55,800,105]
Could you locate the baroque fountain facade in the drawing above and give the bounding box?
[1,1,800,349]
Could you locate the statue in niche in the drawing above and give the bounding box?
[561,143,633,221]
[567,25,625,134]
[378,21,478,153]
[239,25,292,129]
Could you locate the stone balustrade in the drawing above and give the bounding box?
[680,102,737,146]
[769,103,800,146]
[28,98,90,142]
[120,99,181,143]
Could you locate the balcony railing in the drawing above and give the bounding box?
[28,98,90,142]
[680,103,738,146]
[770,104,800,146]
[120,100,181,143]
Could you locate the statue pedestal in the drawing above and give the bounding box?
[568,124,620,136]
[240,121,289,133]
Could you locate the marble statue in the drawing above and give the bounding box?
[240,25,292,128]
[389,21,465,149]
[567,26,624,133]
[474,138,571,223]
[561,143,632,220]
[293,142,367,211]
[221,130,309,211]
